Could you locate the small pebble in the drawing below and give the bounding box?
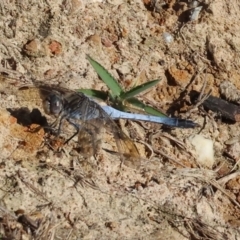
[189,134,215,168]
[163,32,173,44]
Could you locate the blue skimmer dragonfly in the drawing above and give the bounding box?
[0,74,198,168]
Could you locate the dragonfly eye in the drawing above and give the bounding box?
[43,94,63,116]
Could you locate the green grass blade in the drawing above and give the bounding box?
[120,79,160,99]
[86,55,122,97]
[126,97,168,117]
[143,105,168,117]
[77,89,109,101]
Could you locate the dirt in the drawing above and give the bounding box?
[0,0,240,239]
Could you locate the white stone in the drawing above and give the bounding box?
[189,134,215,168]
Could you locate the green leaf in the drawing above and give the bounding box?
[120,79,160,99]
[126,97,168,117]
[86,55,122,97]
[143,105,168,117]
[78,89,109,101]
[85,55,167,118]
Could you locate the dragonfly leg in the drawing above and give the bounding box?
[48,117,80,145]
[64,119,80,144]
[49,116,62,136]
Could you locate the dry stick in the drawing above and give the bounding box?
[154,148,187,168]
[195,74,240,121]
[230,158,240,172]
[161,133,197,165]
[206,95,240,121]
[136,139,154,160]
[66,229,73,240]
[160,132,186,150]
[0,66,22,76]
[177,169,240,209]
[178,23,187,43]
[186,71,213,134]
[149,129,193,168]
[0,205,17,219]
[0,65,70,87]
[17,170,50,203]
[209,179,240,208]
[46,162,99,191]
[217,170,240,185]
[186,69,211,115]
[186,218,225,240]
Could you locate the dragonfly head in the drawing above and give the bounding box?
[43,93,63,116]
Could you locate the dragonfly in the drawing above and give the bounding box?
[0,73,198,168]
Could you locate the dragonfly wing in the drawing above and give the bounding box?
[75,98,141,168]
[77,117,141,169]
[112,127,141,169]
[77,118,104,158]
[63,93,140,168]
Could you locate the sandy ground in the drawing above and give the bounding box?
[0,0,240,239]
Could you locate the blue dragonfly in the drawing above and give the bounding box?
[0,75,198,168]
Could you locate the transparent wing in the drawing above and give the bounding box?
[111,125,141,169]
[77,110,141,169]
[77,120,103,158]
[58,90,141,169]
